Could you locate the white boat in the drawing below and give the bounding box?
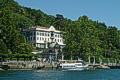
[57,60,88,71]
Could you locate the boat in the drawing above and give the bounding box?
[57,60,88,71]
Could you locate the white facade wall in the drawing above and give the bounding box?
[23,26,65,48]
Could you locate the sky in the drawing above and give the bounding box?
[15,0,120,29]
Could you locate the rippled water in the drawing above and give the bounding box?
[0,69,120,80]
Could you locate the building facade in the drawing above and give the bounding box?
[22,26,65,48]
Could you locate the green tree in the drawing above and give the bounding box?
[0,39,8,54]
[17,43,34,54]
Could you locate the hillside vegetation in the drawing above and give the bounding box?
[0,0,120,62]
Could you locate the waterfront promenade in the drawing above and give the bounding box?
[1,60,120,70]
[0,60,57,70]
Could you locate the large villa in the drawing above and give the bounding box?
[22,26,65,48]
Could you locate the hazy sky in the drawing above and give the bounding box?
[15,0,120,29]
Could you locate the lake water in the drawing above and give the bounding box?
[0,69,120,80]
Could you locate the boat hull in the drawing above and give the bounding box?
[57,65,88,71]
[57,60,88,71]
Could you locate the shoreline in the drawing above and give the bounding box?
[1,61,120,70]
[0,68,112,71]
[0,66,111,71]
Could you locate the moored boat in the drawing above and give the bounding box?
[57,60,88,71]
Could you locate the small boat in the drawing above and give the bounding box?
[57,60,88,71]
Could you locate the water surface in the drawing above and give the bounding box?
[0,69,120,80]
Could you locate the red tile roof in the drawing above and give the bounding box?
[29,26,48,29]
[22,30,34,31]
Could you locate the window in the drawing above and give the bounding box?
[76,64,82,66]
[42,33,44,36]
[55,35,57,37]
[37,37,39,40]
[58,39,59,42]
[45,33,47,36]
[37,32,39,35]
[40,33,41,36]
[51,31,54,37]
[42,38,44,41]
[28,37,30,41]
[33,37,35,40]
[34,32,36,35]
[32,32,33,36]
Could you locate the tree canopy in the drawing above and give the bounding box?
[0,0,120,62]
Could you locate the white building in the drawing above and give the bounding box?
[22,26,65,48]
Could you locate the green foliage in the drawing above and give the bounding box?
[0,0,120,62]
[36,47,42,51]
[62,16,120,62]
[17,43,34,54]
[12,13,35,30]
[19,34,26,43]
[0,39,8,54]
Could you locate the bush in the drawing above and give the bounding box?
[12,58,17,60]
[19,58,24,60]
[36,47,42,51]
[5,58,10,60]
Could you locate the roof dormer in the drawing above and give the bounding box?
[49,26,56,32]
